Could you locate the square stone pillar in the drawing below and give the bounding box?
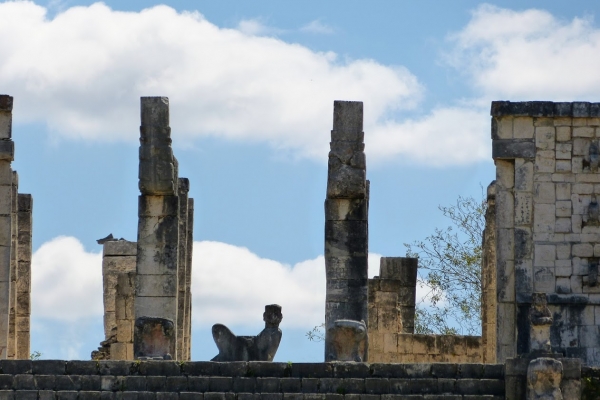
[111,271,136,360]
[184,197,194,360]
[0,95,15,359]
[134,97,179,360]
[176,178,189,361]
[16,194,31,360]
[324,100,369,361]
[482,181,497,363]
[7,171,17,359]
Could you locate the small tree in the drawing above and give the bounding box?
[404,194,486,336]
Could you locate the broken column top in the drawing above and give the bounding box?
[0,95,13,111]
[379,257,418,283]
[491,101,600,117]
[17,194,32,212]
[332,101,363,142]
[139,96,177,196]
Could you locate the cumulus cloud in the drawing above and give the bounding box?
[447,4,600,100]
[0,1,426,161]
[300,20,334,35]
[236,18,284,36]
[31,236,103,320]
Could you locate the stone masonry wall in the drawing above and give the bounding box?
[0,360,505,399]
[492,101,600,365]
[111,272,136,360]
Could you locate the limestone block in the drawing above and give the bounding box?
[556,126,571,142]
[332,101,363,139]
[138,194,178,217]
[496,116,513,139]
[534,245,555,267]
[556,244,571,260]
[515,159,534,192]
[103,256,136,273]
[571,193,589,214]
[526,358,563,399]
[555,218,571,233]
[514,117,534,139]
[571,275,583,294]
[561,379,581,400]
[514,228,532,260]
[555,144,572,160]
[324,199,368,221]
[103,241,137,256]
[0,216,11,246]
[516,260,533,296]
[556,278,571,294]
[326,319,367,362]
[134,316,175,359]
[0,186,11,215]
[134,296,177,321]
[326,279,368,303]
[326,165,366,199]
[573,126,594,137]
[573,138,589,156]
[555,161,571,172]
[554,117,572,126]
[497,303,515,346]
[136,274,177,297]
[117,320,133,343]
[577,174,600,183]
[0,141,14,162]
[379,257,418,283]
[555,260,571,277]
[496,190,514,229]
[555,201,571,217]
[535,151,555,173]
[515,192,533,226]
[493,139,536,159]
[535,117,554,127]
[0,163,11,185]
[534,204,556,233]
[534,182,555,204]
[572,157,583,173]
[534,267,555,293]
[0,112,11,140]
[136,218,179,275]
[110,343,128,360]
[572,243,593,258]
[497,228,514,262]
[535,127,555,150]
[497,260,515,302]
[496,160,515,189]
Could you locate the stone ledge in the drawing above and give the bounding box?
[492,139,535,160]
[491,101,600,117]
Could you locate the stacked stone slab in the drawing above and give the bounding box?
[184,198,194,361]
[0,95,32,360]
[491,101,600,366]
[112,271,136,360]
[134,97,194,360]
[324,100,369,362]
[16,194,32,360]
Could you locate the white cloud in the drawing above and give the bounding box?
[0,1,428,161]
[447,4,600,100]
[300,20,334,35]
[236,18,284,36]
[31,236,103,320]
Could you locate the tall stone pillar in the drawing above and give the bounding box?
[7,171,17,359]
[16,194,32,360]
[184,198,194,360]
[176,178,189,361]
[0,95,15,359]
[324,100,369,361]
[134,97,179,360]
[481,181,497,363]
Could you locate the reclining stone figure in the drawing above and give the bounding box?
[211,304,283,361]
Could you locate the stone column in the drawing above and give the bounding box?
[324,100,369,361]
[176,178,189,361]
[111,272,136,360]
[184,198,194,360]
[16,194,31,360]
[134,96,179,360]
[102,240,137,341]
[481,181,497,363]
[0,95,15,359]
[7,171,17,359]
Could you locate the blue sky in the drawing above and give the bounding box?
[1,0,599,361]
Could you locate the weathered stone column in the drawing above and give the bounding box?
[0,95,15,359]
[324,100,369,361]
[176,178,189,361]
[481,181,497,364]
[16,194,32,360]
[111,271,136,360]
[134,97,179,360]
[184,197,194,360]
[7,171,17,359]
[102,240,137,341]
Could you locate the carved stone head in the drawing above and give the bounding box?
[263,304,283,328]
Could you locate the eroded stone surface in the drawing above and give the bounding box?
[326,319,367,362]
[527,357,563,400]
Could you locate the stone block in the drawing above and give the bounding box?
[326,163,366,199]
[332,101,363,140]
[514,228,532,260]
[573,243,593,258]
[533,204,555,233]
[104,241,137,256]
[325,199,367,221]
[555,218,571,233]
[134,295,177,328]
[496,191,514,229]
[534,182,555,204]
[513,117,534,139]
[495,116,513,139]
[574,126,594,137]
[0,141,14,162]
[555,201,571,217]
[555,143,572,159]
[534,267,555,293]
[556,126,571,141]
[0,113,11,141]
[514,192,532,226]
[535,151,555,173]
[556,277,571,294]
[103,256,136,274]
[493,139,535,159]
[496,160,514,189]
[378,257,417,284]
[515,159,533,191]
[136,274,177,297]
[556,160,571,172]
[555,260,571,277]
[515,260,533,296]
[497,228,514,262]
[535,126,555,150]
